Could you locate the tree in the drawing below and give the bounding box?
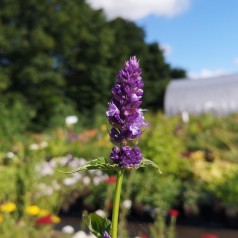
[0,0,187,132]
[0,0,114,130]
[141,43,171,109]
[170,68,187,79]
[107,18,147,71]
[0,0,77,130]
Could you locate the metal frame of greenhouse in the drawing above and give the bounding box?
[164,73,238,116]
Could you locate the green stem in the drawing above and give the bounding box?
[168,216,176,238]
[119,170,135,237]
[111,170,124,238]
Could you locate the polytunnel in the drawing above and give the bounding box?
[164,73,238,116]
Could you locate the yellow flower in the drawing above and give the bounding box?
[38,209,49,217]
[191,151,204,160]
[0,202,16,213]
[25,205,40,216]
[51,215,61,224]
[0,214,3,223]
[100,124,107,132]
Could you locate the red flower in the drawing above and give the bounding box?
[36,215,53,225]
[140,235,149,238]
[169,209,179,217]
[106,176,117,184]
[201,234,218,238]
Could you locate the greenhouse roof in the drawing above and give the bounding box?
[164,73,238,116]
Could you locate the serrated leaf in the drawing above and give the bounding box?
[139,158,162,173]
[83,212,111,238]
[59,157,120,174]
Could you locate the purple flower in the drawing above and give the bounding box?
[107,56,148,168]
[106,102,120,117]
[110,146,142,168]
[103,231,111,238]
[106,56,148,145]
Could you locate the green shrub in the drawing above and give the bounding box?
[0,93,32,137]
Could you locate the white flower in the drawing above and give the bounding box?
[35,161,54,176]
[93,177,101,185]
[181,111,190,123]
[39,141,48,148]
[72,173,82,181]
[63,177,78,186]
[37,183,54,196]
[78,158,87,165]
[62,225,75,234]
[95,209,106,218]
[82,176,91,186]
[68,158,86,168]
[49,159,57,168]
[103,174,109,181]
[123,199,132,209]
[6,152,15,158]
[29,143,39,150]
[65,115,78,125]
[58,156,72,166]
[93,174,108,185]
[72,230,87,238]
[87,233,97,238]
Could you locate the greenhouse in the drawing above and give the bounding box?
[164,73,238,116]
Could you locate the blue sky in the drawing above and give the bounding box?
[87,0,238,78]
[136,0,238,78]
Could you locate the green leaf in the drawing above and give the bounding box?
[83,212,111,238]
[59,157,161,174]
[139,158,162,173]
[59,157,120,173]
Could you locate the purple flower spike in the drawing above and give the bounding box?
[110,146,143,168]
[106,56,148,145]
[107,56,148,168]
[103,231,111,238]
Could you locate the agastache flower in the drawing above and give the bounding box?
[107,56,148,168]
[110,146,142,168]
[103,231,111,238]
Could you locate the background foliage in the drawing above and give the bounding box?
[0,0,186,134]
[1,111,238,236]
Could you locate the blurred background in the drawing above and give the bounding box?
[1,0,238,237]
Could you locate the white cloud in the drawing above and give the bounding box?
[188,69,229,79]
[161,43,173,56]
[86,0,191,20]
